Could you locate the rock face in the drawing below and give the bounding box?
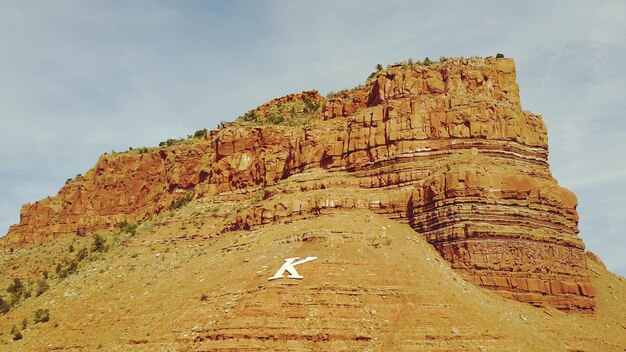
[1,57,595,311]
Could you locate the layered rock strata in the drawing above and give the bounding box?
[1,57,595,311]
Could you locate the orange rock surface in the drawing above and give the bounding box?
[1,57,596,312]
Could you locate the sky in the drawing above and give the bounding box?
[0,1,624,276]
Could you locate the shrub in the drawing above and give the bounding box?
[55,259,80,279]
[65,261,78,276]
[200,294,208,301]
[193,128,208,139]
[158,139,178,147]
[92,234,106,253]
[169,193,194,211]
[238,110,258,122]
[496,53,505,59]
[423,57,433,66]
[35,279,49,297]
[302,96,320,113]
[21,318,27,330]
[7,278,24,296]
[34,308,50,323]
[119,221,138,236]
[11,325,22,341]
[266,115,285,124]
[376,63,383,71]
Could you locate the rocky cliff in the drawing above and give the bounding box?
[1,57,596,312]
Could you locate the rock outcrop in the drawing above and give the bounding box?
[1,57,595,312]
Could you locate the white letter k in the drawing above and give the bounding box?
[268,257,317,281]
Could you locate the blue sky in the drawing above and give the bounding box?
[1,1,624,275]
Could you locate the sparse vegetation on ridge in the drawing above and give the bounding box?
[169,192,194,211]
[236,93,322,126]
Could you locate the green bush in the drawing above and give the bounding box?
[7,278,24,296]
[58,244,90,280]
[34,308,50,323]
[35,279,49,297]
[169,192,194,211]
[158,138,178,147]
[302,96,320,113]
[238,110,258,122]
[92,234,106,253]
[119,221,138,236]
[193,128,208,139]
[266,115,285,124]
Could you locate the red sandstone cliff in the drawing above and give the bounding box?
[0,57,596,312]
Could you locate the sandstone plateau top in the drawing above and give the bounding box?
[0,56,624,351]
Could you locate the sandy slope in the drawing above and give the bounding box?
[0,210,624,351]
